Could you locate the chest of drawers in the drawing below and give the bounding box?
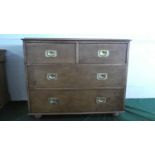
[23,38,130,118]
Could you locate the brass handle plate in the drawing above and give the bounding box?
[47,73,57,80]
[48,97,60,105]
[96,97,107,104]
[45,50,57,57]
[98,49,109,57]
[97,73,108,80]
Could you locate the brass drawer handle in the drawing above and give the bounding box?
[45,50,57,57]
[48,97,60,105]
[96,97,107,104]
[47,73,57,80]
[98,49,109,57]
[97,73,108,80]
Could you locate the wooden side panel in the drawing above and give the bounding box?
[0,51,9,108]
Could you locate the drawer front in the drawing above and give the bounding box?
[79,43,127,64]
[25,43,76,64]
[29,89,124,113]
[28,64,126,88]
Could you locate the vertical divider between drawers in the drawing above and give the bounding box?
[75,41,79,64]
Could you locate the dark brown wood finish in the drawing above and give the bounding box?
[28,64,126,88]
[122,42,130,110]
[0,50,5,62]
[25,43,76,64]
[23,38,130,42]
[0,50,10,108]
[79,43,127,64]
[23,38,130,117]
[29,89,124,113]
[23,43,31,112]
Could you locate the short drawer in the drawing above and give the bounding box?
[79,43,127,64]
[29,89,124,113]
[25,43,76,64]
[28,64,126,88]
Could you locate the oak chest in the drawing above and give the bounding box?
[23,38,130,118]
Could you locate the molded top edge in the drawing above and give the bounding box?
[22,38,131,42]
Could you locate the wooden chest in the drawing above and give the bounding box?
[23,38,130,118]
[0,49,9,108]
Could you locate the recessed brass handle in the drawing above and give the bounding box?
[47,73,57,80]
[97,73,108,80]
[98,49,109,57]
[48,97,60,105]
[96,97,107,104]
[45,50,57,57]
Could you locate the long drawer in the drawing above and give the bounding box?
[29,89,124,113]
[79,43,127,64]
[28,64,126,88]
[25,42,76,64]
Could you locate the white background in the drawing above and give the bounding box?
[0,122,155,155]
